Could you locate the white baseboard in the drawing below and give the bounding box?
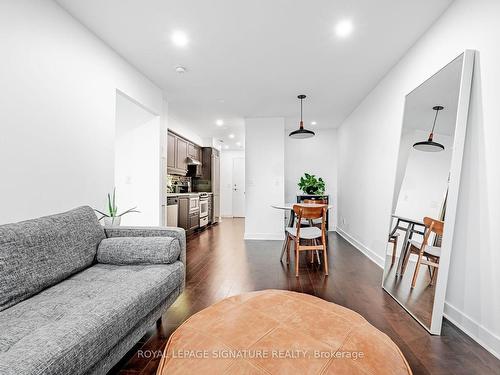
[444,302,500,359]
[336,228,500,360]
[244,232,285,241]
[336,227,384,268]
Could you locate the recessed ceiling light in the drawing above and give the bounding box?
[335,19,353,38]
[311,121,317,125]
[228,134,235,139]
[171,30,189,47]
[216,119,224,126]
[217,98,225,103]
[236,142,242,147]
[175,66,187,73]
[224,145,229,149]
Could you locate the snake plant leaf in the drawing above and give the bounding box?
[97,190,139,220]
[112,187,117,215]
[107,193,113,216]
[117,207,141,217]
[94,209,109,218]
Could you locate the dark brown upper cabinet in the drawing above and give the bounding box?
[167,130,202,176]
[167,133,176,170]
[188,143,201,161]
[176,138,188,172]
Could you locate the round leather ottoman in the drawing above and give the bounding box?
[157,290,412,374]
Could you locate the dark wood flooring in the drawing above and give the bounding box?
[383,254,436,328]
[111,218,500,374]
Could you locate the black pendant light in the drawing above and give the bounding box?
[413,105,445,152]
[289,94,315,139]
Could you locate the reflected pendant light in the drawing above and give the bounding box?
[413,105,445,152]
[289,94,315,139]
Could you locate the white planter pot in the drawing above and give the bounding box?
[103,216,121,226]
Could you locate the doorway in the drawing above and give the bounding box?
[115,91,161,226]
[232,157,245,217]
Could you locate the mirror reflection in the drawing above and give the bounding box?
[383,55,464,330]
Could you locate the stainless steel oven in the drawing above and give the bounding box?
[199,193,209,228]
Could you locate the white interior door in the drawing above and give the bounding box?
[232,157,245,217]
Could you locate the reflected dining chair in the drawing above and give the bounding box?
[284,204,328,277]
[402,217,444,288]
[388,233,399,266]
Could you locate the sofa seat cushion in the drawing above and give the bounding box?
[0,261,184,375]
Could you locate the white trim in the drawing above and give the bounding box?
[336,227,384,268]
[244,232,285,241]
[221,215,234,218]
[337,228,500,360]
[429,50,476,334]
[444,302,500,360]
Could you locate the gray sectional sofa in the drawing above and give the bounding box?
[0,206,186,375]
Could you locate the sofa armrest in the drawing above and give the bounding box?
[104,226,186,267]
[97,237,181,265]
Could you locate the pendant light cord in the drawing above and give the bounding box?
[430,108,440,134]
[300,97,303,122]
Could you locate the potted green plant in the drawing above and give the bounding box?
[94,188,139,226]
[298,173,326,195]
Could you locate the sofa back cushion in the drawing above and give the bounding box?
[0,206,105,311]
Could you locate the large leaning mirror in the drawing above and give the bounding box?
[382,51,475,334]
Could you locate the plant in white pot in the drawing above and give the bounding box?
[94,188,139,226]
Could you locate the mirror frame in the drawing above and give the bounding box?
[382,50,475,334]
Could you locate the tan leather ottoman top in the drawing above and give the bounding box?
[157,290,412,374]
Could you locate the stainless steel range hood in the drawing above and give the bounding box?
[186,157,202,165]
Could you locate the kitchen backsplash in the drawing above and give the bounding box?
[167,175,192,193]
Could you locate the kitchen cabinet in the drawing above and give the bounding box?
[193,148,220,223]
[167,130,200,176]
[212,150,220,195]
[187,143,202,178]
[188,143,201,160]
[189,212,200,231]
[178,194,200,234]
[167,133,176,170]
[176,138,188,172]
[207,194,213,224]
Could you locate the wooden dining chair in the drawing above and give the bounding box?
[402,217,444,288]
[285,204,328,277]
[303,199,330,251]
[302,199,328,226]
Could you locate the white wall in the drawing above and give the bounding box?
[244,118,285,240]
[0,0,164,224]
[168,114,204,146]
[115,92,160,226]
[203,137,223,152]
[394,130,452,220]
[220,150,245,217]
[285,128,338,230]
[337,0,500,357]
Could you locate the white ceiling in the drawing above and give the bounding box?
[56,0,452,149]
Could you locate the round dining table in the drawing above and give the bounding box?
[271,203,334,262]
